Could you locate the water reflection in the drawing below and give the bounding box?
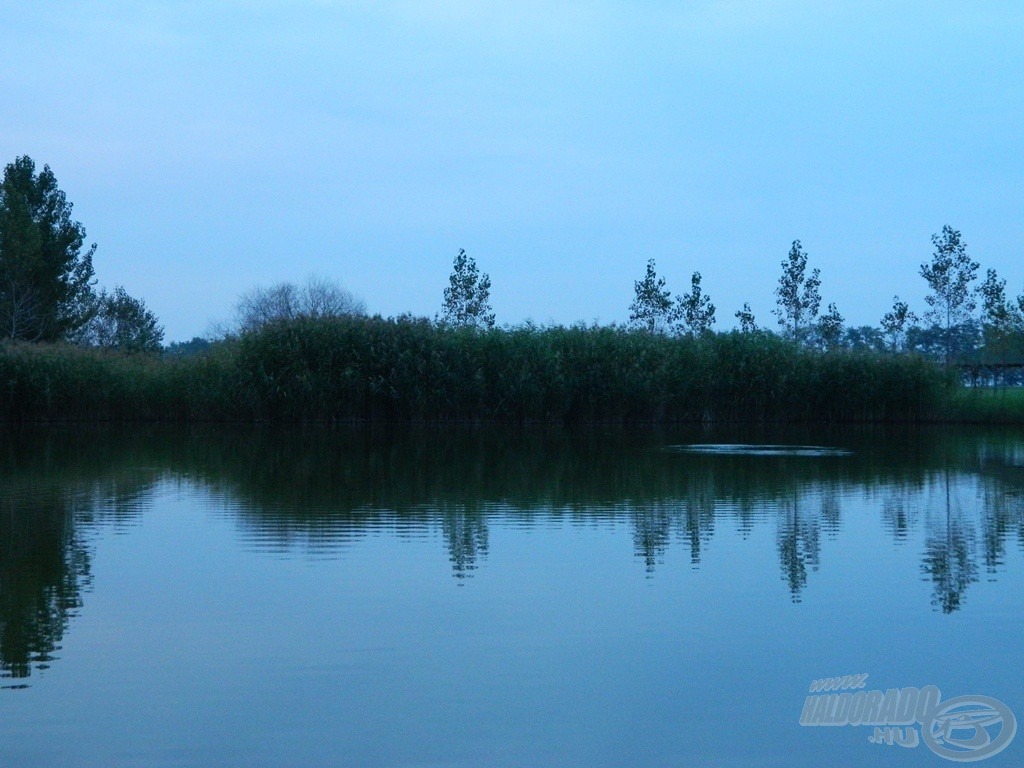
[0,487,88,684]
[441,503,489,579]
[777,492,822,602]
[1,425,1024,681]
[920,471,977,613]
[0,430,153,684]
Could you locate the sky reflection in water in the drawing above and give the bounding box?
[1,426,1023,767]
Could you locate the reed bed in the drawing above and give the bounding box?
[0,316,957,423]
[942,387,1024,424]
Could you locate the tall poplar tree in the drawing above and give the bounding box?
[773,240,821,344]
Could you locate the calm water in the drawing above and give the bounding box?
[2,425,1023,767]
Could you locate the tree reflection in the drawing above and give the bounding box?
[632,502,673,573]
[146,425,1023,601]
[681,484,716,567]
[0,429,153,683]
[441,505,489,579]
[882,488,916,542]
[978,449,1024,575]
[921,471,978,614]
[776,492,821,603]
[1,422,1023,663]
[0,491,89,682]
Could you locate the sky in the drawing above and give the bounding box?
[2,0,1022,342]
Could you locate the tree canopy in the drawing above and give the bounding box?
[674,271,715,336]
[74,286,164,353]
[0,156,96,341]
[773,240,821,343]
[920,225,979,365]
[880,296,916,353]
[440,249,495,329]
[735,303,758,333]
[629,259,674,334]
[235,276,366,333]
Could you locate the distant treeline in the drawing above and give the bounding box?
[0,315,954,423]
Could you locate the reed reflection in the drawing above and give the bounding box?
[173,427,1024,609]
[2,425,1024,686]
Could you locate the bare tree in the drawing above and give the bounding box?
[0,279,43,341]
[235,276,365,333]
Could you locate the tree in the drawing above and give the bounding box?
[773,240,821,344]
[844,325,885,352]
[880,296,917,353]
[74,286,164,352]
[164,337,212,357]
[440,249,495,329]
[735,303,758,333]
[673,271,715,336]
[906,322,980,364]
[629,258,673,334]
[977,268,1023,367]
[920,225,979,365]
[817,303,844,350]
[236,275,365,333]
[0,156,96,341]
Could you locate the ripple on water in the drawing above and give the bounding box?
[667,444,852,457]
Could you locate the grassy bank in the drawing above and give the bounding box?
[942,387,1024,424]
[0,316,955,423]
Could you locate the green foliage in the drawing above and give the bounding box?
[773,240,821,343]
[920,225,979,364]
[907,322,980,364]
[440,249,494,329]
[0,338,237,422]
[977,268,1023,365]
[944,387,1024,423]
[164,337,212,357]
[843,325,885,352]
[674,271,715,336]
[629,259,674,334]
[0,156,96,341]
[735,303,757,333]
[0,318,956,424]
[817,303,844,350]
[880,296,916,352]
[75,286,164,353]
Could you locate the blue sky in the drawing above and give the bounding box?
[2,1,1022,342]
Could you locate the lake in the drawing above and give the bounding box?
[1,425,1022,767]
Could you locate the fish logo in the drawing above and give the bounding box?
[922,695,1016,762]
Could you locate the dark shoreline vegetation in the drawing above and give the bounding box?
[3,156,1021,426]
[0,314,994,424]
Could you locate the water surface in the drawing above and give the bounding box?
[2,425,1023,766]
